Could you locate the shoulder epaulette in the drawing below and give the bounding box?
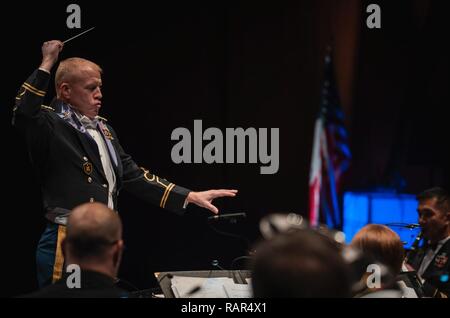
[41,105,55,112]
[96,115,108,122]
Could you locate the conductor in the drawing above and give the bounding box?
[12,40,238,287]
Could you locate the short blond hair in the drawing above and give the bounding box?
[55,57,102,97]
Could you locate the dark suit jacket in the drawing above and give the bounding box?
[13,69,190,223]
[23,270,128,298]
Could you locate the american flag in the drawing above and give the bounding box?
[309,52,351,229]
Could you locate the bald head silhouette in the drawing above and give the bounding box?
[63,203,123,278]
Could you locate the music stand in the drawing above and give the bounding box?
[154,270,251,298]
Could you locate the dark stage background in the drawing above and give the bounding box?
[1,0,449,297]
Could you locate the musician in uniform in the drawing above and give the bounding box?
[12,40,237,287]
[407,187,450,298]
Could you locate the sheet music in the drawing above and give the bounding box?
[397,280,418,298]
[222,281,252,298]
[171,276,231,298]
[171,275,251,298]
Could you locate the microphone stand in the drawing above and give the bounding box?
[207,215,253,283]
[207,215,253,255]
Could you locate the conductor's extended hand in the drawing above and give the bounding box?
[186,189,238,214]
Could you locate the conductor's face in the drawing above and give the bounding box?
[67,66,102,119]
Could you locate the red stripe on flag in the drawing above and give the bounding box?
[309,118,323,227]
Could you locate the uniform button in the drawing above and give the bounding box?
[87,177,92,183]
[102,184,108,188]
[90,197,94,203]
[83,156,88,161]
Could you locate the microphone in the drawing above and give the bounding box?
[208,212,246,221]
[385,222,421,229]
[211,259,227,271]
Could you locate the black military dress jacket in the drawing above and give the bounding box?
[409,238,450,297]
[13,69,191,224]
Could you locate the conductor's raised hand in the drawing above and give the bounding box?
[39,40,64,72]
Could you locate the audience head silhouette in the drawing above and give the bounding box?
[64,202,124,278]
[251,229,351,298]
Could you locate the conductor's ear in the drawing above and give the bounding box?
[60,83,71,100]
